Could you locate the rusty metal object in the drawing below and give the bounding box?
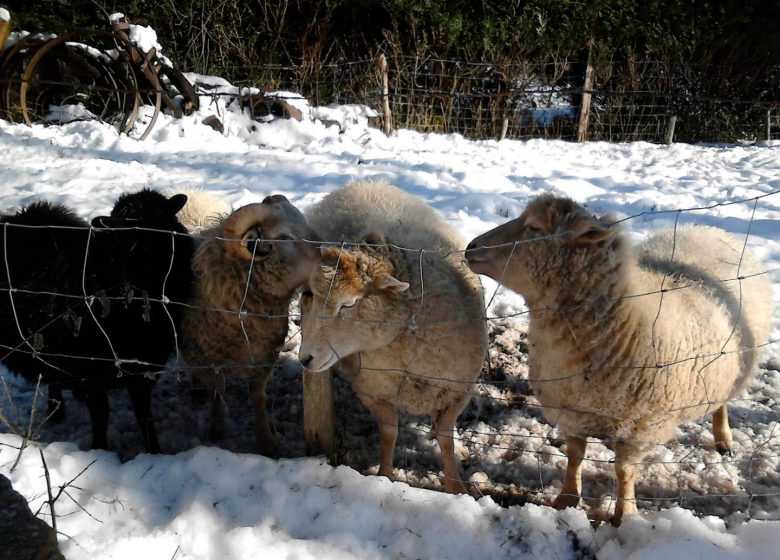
[1,16,199,139]
[19,30,138,129]
[240,93,303,122]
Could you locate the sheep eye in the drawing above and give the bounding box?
[254,242,273,257]
[301,290,313,298]
[526,225,544,235]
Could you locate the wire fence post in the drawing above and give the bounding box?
[379,53,392,134]
[303,367,336,463]
[0,9,10,50]
[665,115,677,144]
[577,42,595,142]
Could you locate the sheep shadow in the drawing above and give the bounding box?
[2,315,777,522]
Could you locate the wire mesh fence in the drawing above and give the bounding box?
[2,30,777,144]
[1,189,779,521]
[208,55,778,144]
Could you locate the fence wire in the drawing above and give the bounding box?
[1,190,779,521]
[2,48,777,143]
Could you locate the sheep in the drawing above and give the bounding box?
[0,188,194,452]
[164,187,231,234]
[179,194,321,455]
[464,193,774,523]
[299,180,488,493]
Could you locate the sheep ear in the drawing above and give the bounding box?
[361,231,385,246]
[167,194,188,214]
[569,218,612,247]
[320,246,344,266]
[360,231,391,257]
[373,273,409,293]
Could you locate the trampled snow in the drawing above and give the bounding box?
[0,81,779,560]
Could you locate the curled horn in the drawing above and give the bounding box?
[222,203,271,261]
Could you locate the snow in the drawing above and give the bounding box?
[1,73,779,559]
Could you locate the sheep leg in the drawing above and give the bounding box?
[206,371,227,441]
[249,371,276,456]
[552,435,587,510]
[84,390,110,451]
[611,442,641,526]
[128,380,161,454]
[364,398,399,480]
[712,405,734,455]
[432,402,469,494]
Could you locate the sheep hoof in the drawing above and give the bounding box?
[552,493,581,510]
[716,443,735,457]
[207,423,225,442]
[444,480,469,494]
[254,440,277,457]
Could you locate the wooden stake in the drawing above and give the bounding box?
[379,54,392,134]
[0,9,11,51]
[303,368,336,462]
[577,43,595,142]
[665,115,677,144]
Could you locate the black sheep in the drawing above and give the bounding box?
[0,189,194,452]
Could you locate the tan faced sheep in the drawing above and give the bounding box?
[299,180,488,493]
[465,193,774,524]
[180,195,320,455]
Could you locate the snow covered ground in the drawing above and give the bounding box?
[0,72,779,559]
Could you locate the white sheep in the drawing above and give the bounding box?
[164,187,232,233]
[180,195,320,454]
[465,193,774,523]
[299,180,488,493]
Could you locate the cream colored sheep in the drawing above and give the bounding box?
[299,180,488,493]
[180,195,320,454]
[164,187,231,233]
[465,193,774,523]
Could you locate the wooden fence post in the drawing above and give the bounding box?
[577,43,595,142]
[499,117,509,141]
[379,54,392,134]
[0,8,11,51]
[303,368,336,462]
[768,108,773,143]
[665,115,677,144]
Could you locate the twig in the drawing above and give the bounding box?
[39,447,57,534]
[63,489,104,524]
[11,374,43,472]
[0,376,20,436]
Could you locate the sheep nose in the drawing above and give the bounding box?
[300,354,314,368]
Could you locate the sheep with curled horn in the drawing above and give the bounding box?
[0,189,194,453]
[465,193,774,524]
[180,194,320,455]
